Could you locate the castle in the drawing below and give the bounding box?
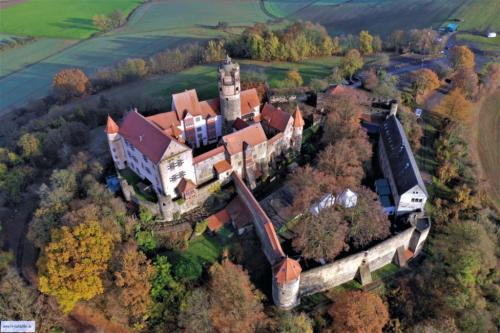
[105,56,304,200]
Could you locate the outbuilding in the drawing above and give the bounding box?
[487,32,497,38]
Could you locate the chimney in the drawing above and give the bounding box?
[389,102,398,117]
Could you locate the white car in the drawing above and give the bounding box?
[415,108,423,118]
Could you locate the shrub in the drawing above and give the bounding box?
[136,230,158,252]
[174,254,203,282]
[194,219,209,236]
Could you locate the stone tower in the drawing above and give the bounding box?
[272,257,302,309]
[105,115,126,170]
[218,55,241,128]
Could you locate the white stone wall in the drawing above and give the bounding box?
[273,278,300,309]
[158,144,196,198]
[299,226,427,296]
[123,139,163,193]
[398,186,427,215]
[194,150,226,185]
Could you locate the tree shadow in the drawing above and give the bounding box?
[50,17,95,31]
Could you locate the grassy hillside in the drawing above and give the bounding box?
[477,90,500,210]
[0,0,142,39]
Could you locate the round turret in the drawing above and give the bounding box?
[272,257,301,309]
[218,56,241,125]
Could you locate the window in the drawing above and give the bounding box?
[176,159,184,167]
[142,154,148,162]
[196,127,203,132]
[197,134,203,140]
[170,174,178,182]
[178,171,186,178]
[132,156,139,164]
[168,162,176,170]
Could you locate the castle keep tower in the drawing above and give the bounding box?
[218,55,241,127]
[105,115,126,170]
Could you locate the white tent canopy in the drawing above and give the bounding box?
[337,188,358,208]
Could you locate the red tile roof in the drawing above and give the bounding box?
[105,115,119,134]
[193,146,225,164]
[214,160,232,174]
[240,88,260,115]
[223,123,267,155]
[404,249,414,261]
[207,209,231,232]
[292,106,305,128]
[147,112,179,129]
[274,257,302,284]
[231,173,285,264]
[199,98,219,119]
[177,178,196,193]
[172,89,203,120]
[327,84,349,96]
[261,103,291,132]
[232,118,249,131]
[119,110,174,164]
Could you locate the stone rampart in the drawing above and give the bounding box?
[299,224,429,296]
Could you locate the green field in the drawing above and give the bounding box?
[0,0,270,112]
[0,38,76,77]
[0,0,142,39]
[265,0,470,36]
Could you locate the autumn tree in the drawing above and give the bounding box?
[38,221,113,313]
[286,69,304,87]
[329,291,389,333]
[450,45,475,71]
[208,259,266,333]
[341,49,364,80]
[435,89,473,122]
[17,133,42,159]
[362,68,379,91]
[317,140,371,190]
[289,165,329,214]
[451,67,479,99]
[178,288,214,333]
[372,35,383,53]
[293,208,349,261]
[321,91,364,144]
[342,187,390,249]
[52,68,90,102]
[114,242,156,328]
[411,68,440,96]
[359,30,373,55]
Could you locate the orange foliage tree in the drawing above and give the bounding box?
[208,260,266,333]
[411,68,440,96]
[435,89,473,122]
[451,67,479,99]
[52,68,90,102]
[329,290,389,333]
[450,45,475,71]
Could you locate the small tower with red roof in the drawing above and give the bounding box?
[272,256,302,308]
[105,115,126,170]
[292,106,305,152]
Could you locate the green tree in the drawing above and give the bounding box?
[150,256,186,323]
[341,49,364,80]
[38,221,113,313]
[372,35,383,53]
[359,30,374,54]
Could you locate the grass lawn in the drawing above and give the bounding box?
[182,234,224,266]
[455,33,500,52]
[0,0,142,39]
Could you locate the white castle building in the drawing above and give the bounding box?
[105,56,305,200]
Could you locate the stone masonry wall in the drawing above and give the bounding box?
[299,226,427,296]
